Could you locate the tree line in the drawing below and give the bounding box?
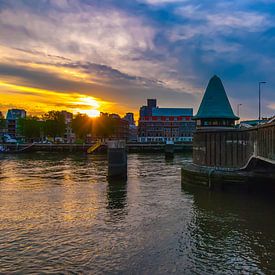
[0,111,120,142]
[0,112,5,130]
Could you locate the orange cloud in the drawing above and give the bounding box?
[0,81,113,117]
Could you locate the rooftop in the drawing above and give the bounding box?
[194,75,238,120]
[6,109,26,120]
[152,108,193,117]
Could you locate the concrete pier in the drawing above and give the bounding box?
[165,141,174,159]
[107,140,127,180]
[182,121,275,191]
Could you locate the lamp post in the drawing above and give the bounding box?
[237,103,242,117]
[258,81,266,123]
[237,103,242,124]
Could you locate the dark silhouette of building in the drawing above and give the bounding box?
[93,113,129,141]
[123,112,135,125]
[61,111,75,143]
[139,99,157,117]
[6,109,26,137]
[110,114,129,140]
[123,112,137,141]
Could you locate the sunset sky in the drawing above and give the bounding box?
[0,0,275,120]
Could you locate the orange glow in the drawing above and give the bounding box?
[0,81,106,116]
[0,44,133,117]
[68,96,101,117]
[79,109,100,117]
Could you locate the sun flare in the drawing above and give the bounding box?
[74,96,101,117]
[80,109,100,117]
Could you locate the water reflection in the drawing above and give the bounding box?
[181,184,275,274]
[107,179,128,219]
[0,152,274,274]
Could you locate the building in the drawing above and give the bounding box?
[93,113,129,141]
[61,111,75,143]
[139,99,157,117]
[138,99,196,142]
[123,112,137,142]
[6,109,26,137]
[193,75,239,127]
[123,112,135,125]
[109,114,129,140]
[0,111,6,138]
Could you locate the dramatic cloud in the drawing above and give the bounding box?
[0,0,274,119]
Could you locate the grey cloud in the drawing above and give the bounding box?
[0,61,197,110]
[0,0,274,118]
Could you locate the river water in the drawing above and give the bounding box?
[0,153,274,274]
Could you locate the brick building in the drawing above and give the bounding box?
[109,114,129,140]
[138,99,196,143]
[93,113,129,141]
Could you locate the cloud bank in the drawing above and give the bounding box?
[0,0,274,119]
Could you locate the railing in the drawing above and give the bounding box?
[193,122,275,168]
[87,141,105,154]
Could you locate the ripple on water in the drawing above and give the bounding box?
[0,152,274,274]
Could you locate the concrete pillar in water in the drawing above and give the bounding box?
[107,140,127,179]
[165,140,174,159]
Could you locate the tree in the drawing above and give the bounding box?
[18,116,44,141]
[93,113,116,139]
[72,113,92,141]
[0,112,5,130]
[42,111,66,141]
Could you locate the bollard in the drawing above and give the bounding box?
[165,140,174,159]
[107,140,127,179]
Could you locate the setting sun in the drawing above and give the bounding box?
[74,96,101,117]
[80,109,100,117]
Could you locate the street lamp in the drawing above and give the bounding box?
[258,81,266,123]
[237,103,242,118]
[237,103,242,125]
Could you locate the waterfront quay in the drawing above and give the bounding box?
[192,121,275,169]
[1,142,192,153]
[182,75,275,191]
[186,120,275,188]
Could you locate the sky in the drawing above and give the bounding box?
[0,0,275,120]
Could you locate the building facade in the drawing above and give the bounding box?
[0,111,6,135]
[92,113,129,141]
[6,109,26,137]
[109,114,129,140]
[138,99,196,142]
[123,112,137,142]
[61,111,75,143]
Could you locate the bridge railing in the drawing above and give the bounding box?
[193,122,275,169]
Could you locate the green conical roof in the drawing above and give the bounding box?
[194,75,238,120]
